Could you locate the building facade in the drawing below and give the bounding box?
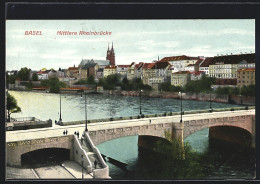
[66,67,79,79]
[117,65,130,79]
[160,55,200,73]
[171,71,191,87]
[237,68,255,87]
[103,65,117,78]
[199,57,213,76]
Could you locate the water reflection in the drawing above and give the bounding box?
[9,91,243,122]
[97,130,255,180]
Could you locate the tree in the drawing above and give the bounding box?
[184,76,216,93]
[149,131,206,179]
[17,67,31,81]
[87,75,95,84]
[7,93,21,121]
[6,73,17,85]
[240,85,255,96]
[48,76,61,93]
[32,73,38,81]
[215,87,230,95]
[40,77,67,93]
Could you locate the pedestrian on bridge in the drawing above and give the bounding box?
[94,160,97,169]
[63,130,65,135]
[77,131,79,138]
[65,130,68,135]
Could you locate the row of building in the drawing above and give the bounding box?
[7,43,255,90]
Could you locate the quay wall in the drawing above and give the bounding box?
[102,90,255,105]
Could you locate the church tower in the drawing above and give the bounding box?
[106,42,115,66]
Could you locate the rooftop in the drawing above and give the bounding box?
[152,61,171,69]
[142,63,155,69]
[104,65,117,69]
[68,67,78,70]
[199,57,214,67]
[211,53,255,65]
[190,71,205,75]
[173,71,190,74]
[79,59,110,67]
[237,68,255,72]
[160,55,200,62]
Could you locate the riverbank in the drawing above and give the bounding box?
[8,89,255,106]
[102,90,255,106]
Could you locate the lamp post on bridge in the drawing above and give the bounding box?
[139,89,143,117]
[179,91,183,123]
[209,86,214,112]
[59,92,62,124]
[81,91,88,132]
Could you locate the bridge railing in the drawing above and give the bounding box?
[73,135,93,173]
[84,132,110,179]
[10,117,41,122]
[61,106,255,126]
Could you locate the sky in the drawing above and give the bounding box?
[6,19,255,71]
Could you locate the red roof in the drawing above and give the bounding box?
[135,62,144,69]
[152,61,171,69]
[190,71,205,75]
[160,55,199,62]
[117,65,130,68]
[142,63,155,69]
[37,71,47,74]
[195,58,204,65]
[104,65,117,69]
[237,68,255,72]
[199,57,214,67]
[68,67,78,70]
[212,53,255,64]
[173,71,190,74]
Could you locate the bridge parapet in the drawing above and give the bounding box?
[84,132,110,179]
[61,106,255,126]
[6,135,74,166]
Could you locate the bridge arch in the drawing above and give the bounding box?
[208,125,252,147]
[183,115,254,140]
[6,135,74,166]
[90,124,170,146]
[21,147,70,166]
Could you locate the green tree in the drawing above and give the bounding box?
[75,79,88,85]
[240,85,255,96]
[26,81,33,90]
[149,131,206,179]
[215,87,230,95]
[40,77,67,93]
[6,73,17,85]
[161,82,182,92]
[184,76,216,93]
[6,93,21,122]
[40,79,49,87]
[87,75,95,84]
[32,73,38,81]
[229,87,240,95]
[17,67,31,81]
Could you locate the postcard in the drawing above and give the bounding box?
[5,18,256,180]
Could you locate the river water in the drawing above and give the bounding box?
[8,91,255,180]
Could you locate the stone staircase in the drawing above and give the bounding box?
[80,138,102,170]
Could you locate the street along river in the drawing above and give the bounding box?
[9,91,255,179]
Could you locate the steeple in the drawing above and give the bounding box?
[107,43,110,51]
[111,42,114,51]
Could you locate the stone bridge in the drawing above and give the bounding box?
[6,109,255,168]
[88,109,255,148]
